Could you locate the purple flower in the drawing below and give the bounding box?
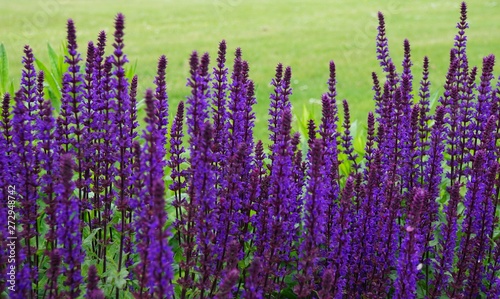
[56,154,84,298]
[153,55,169,169]
[11,45,42,293]
[135,89,163,295]
[86,265,104,299]
[319,62,341,258]
[268,63,284,147]
[428,182,461,299]
[168,101,187,244]
[260,108,295,293]
[186,51,211,140]
[328,176,354,299]
[215,268,240,299]
[340,99,359,172]
[45,249,61,299]
[242,257,263,299]
[450,150,492,297]
[148,179,174,298]
[211,40,230,158]
[295,138,327,297]
[191,123,218,294]
[37,79,60,248]
[394,188,426,299]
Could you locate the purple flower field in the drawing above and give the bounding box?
[1,2,500,298]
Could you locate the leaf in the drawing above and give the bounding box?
[125,60,138,81]
[48,44,60,76]
[83,228,101,249]
[35,60,61,111]
[0,43,9,94]
[429,90,440,110]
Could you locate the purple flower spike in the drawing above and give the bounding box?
[57,154,84,298]
[454,1,469,85]
[296,138,327,297]
[268,63,284,146]
[154,55,169,167]
[429,182,461,299]
[148,179,174,298]
[191,122,217,295]
[12,45,42,293]
[168,101,187,243]
[341,99,359,172]
[86,265,104,299]
[45,249,61,299]
[329,176,354,299]
[394,188,426,299]
[376,12,392,71]
[450,150,490,297]
[211,40,229,153]
[187,51,211,140]
[214,269,239,299]
[261,108,295,293]
[242,257,263,299]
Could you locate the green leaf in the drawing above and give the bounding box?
[35,59,62,112]
[280,287,298,299]
[0,44,9,94]
[48,44,60,75]
[83,228,101,249]
[125,60,138,81]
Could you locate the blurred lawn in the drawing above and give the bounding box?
[0,0,499,140]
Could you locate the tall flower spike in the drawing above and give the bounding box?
[457,66,477,182]
[376,12,392,71]
[428,182,461,299]
[464,163,497,298]
[420,107,446,257]
[154,55,169,170]
[242,257,263,299]
[112,11,133,211]
[12,45,41,294]
[148,179,174,298]
[400,39,413,113]
[261,108,294,293]
[268,63,284,147]
[56,154,84,298]
[45,249,61,299]
[181,52,211,296]
[191,122,218,295]
[86,265,105,299]
[417,57,431,185]
[270,65,292,159]
[454,1,469,86]
[394,188,425,299]
[214,269,239,299]
[168,101,187,245]
[37,81,60,248]
[186,51,210,139]
[135,89,160,297]
[363,111,376,171]
[341,99,359,172]
[450,150,488,296]
[469,55,496,158]
[111,15,135,290]
[296,138,327,297]
[211,40,230,178]
[329,175,354,298]
[228,47,247,152]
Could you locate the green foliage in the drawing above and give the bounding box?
[0,43,14,97]
[34,43,67,111]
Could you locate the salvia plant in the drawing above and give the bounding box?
[1,2,500,298]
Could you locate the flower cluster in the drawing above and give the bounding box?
[1,2,499,298]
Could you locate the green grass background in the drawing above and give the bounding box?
[0,0,499,140]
